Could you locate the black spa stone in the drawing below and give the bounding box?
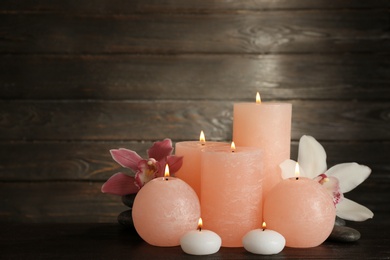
[327,225,361,242]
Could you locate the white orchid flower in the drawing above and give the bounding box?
[280,135,374,222]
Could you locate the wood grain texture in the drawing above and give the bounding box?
[1,0,389,14]
[0,11,389,54]
[0,141,388,181]
[0,182,127,223]
[0,0,389,226]
[0,222,389,259]
[0,179,386,223]
[1,54,389,100]
[0,100,389,141]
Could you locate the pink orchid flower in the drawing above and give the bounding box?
[101,139,183,196]
[279,135,373,222]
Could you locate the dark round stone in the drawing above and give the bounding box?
[121,194,136,208]
[327,225,361,242]
[335,216,346,226]
[117,209,134,228]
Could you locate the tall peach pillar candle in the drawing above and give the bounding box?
[175,131,228,200]
[201,143,263,247]
[233,92,292,198]
[132,165,201,247]
[263,164,335,248]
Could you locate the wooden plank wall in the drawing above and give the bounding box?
[0,1,389,223]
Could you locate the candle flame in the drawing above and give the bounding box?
[164,164,170,178]
[198,218,203,231]
[199,130,206,144]
[231,141,236,152]
[262,222,266,230]
[295,163,300,179]
[256,92,261,104]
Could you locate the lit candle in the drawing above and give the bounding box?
[175,131,228,199]
[201,142,263,247]
[233,92,292,200]
[263,164,336,248]
[242,222,285,255]
[132,165,201,247]
[180,218,222,255]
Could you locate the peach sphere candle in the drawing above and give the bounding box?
[201,142,263,247]
[132,165,201,247]
[263,171,335,248]
[175,131,228,200]
[233,92,292,198]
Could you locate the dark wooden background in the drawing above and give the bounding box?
[0,0,389,223]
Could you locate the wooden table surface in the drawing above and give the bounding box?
[1,213,389,260]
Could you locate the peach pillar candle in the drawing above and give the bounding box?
[175,131,228,199]
[233,92,292,198]
[132,165,201,247]
[201,143,263,247]
[263,175,335,248]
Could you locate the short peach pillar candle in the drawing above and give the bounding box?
[263,166,335,248]
[201,142,263,247]
[132,165,201,247]
[175,131,228,199]
[233,92,292,197]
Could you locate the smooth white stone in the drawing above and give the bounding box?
[242,229,285,255]
[180,230,221,255]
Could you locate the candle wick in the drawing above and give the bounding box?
[165,178,169,181]
[296,177,299,180]
[262,228,265,231]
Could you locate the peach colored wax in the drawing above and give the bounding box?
[201,145,263,247]
[233,100,292,199]
[263,177,336,248]
[132,176,201,247]
[175,141,228,200]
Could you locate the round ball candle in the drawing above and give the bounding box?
[175,131,228,200]
[201,143,263,247]
[263,176,336,248]
[132,165,201,247]
[242,222,285,255]
[180,218,222,255]
[233,92,292,198]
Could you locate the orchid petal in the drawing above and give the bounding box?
[110,149,142,171]
[336,197,374,221]
[147,139,173,161]
[156,158,167,178]
[314,175,344,205]
[280,159,308,179]
[101,172,139,195]
[166,155,183,174]
[155,156,183,177]
[325,163,371,193]
[298,135,327,178]
[280,159,297,179]
[135,159,159,187]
